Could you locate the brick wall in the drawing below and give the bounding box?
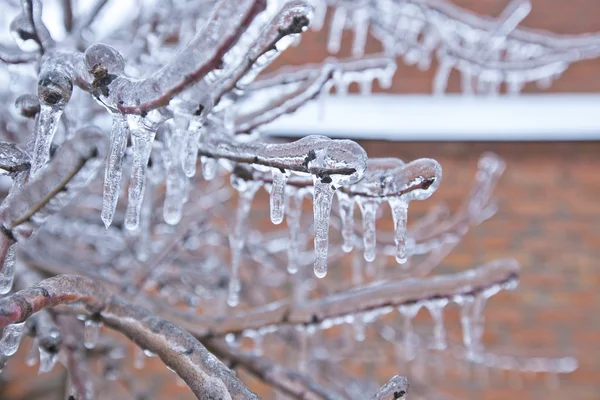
[1,141,597,400]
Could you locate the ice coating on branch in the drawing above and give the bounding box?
[346,158,441,264]
[214,0,312,98]
[0,127,108,238]
[101,114,129,229]
[125,119,156,230]
[0,322,25,356]
[0,143,30,175]
[270,168,287,224]
[103,0,267,114]
[14,94,40,118]
[337,191,355,252]
[228,176,262,307]
[371,375,409,400]
[0,243,16,295]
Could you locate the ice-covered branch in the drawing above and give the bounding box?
[371,376,409,400]
[96,0,267,115]
[0,275,260,399]
[174,259,519,337]
[0,126,108,239]
[0,142,30,174]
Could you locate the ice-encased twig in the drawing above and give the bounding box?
[0,142,30,174]
[371,375,409,400]
[0,275,260,400]
[169,259,519,337]
[0,126,108,240]
[112,0,267,115]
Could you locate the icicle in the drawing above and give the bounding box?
[30,105,64,176]
[456,293,487,361]
[312,179,335,278]
[433,57,455,95]
[0,243,16,295]
[425,299,448,350]
[337,191,355,252]
[164,129,187,225]
[183,125,202,177]
[254,334,263,356]
[388,198,408,264]
[136,178,154,262]
[351,9,369,57]
[101,114,129,229]
[26,337,39,366]
[133,346,146,369]
[38,346,58,373]
[285,188,304,274]
[0,322,25,356]
[228,178,261,307]
[296,326,308,373]
[357,198,381,263]
[269,168,287,225]
[328,6,347,54]
[353,316,366,342]
[124,126,155,230]
[398,304,421,361]
[201,156,217,180]
[84,319,101,350]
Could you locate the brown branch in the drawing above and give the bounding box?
[117,0,267,115]
[0,275,259,400]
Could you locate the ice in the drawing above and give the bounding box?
[0,243,16,295]
[337,191,355,252]
[0,322,25,356]
[312,179,335,278]
[38,346,58,373]
[269,168,287,225]
[101,114,130,229]
[228,176,262,307]
[84,319,101,350]
[124,120,156,230]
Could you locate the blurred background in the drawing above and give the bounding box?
[1,0,599,399]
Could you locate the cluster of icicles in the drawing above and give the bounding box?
[315,0,600,95]
[226,154,442,306]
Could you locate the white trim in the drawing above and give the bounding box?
[262,94,600,140]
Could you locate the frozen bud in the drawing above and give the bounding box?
[84,43,125,76]
[37,70,73,107]
[15,94,40,118]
